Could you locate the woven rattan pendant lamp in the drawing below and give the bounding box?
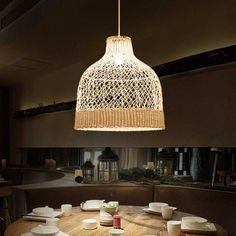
[74,0,165,131]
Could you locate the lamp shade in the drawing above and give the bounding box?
[75,36,165,131]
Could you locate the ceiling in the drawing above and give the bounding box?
[0,0,236,86]
[0,0,12,12]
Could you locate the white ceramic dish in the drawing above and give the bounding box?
[82,219,97,230]
[109,228,125,236]
[33,207,54,217]
[143,207,177,215]
[23,211,63,222]
[85,200,105,205]
[80,203,100,211]
[149,202,168,211]
[31,225,59,236]
[181,222,216,234]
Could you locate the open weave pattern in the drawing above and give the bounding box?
[75,36,165,131]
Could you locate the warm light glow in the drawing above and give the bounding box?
[114,53,124,65]
[75,36,165,131]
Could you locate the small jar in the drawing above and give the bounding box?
[113,215,121,229]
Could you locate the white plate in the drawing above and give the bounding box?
[21,231,70,236]
[142,207,177,215]
[23,211,63,222]
[85,200,104,205]
[80,203,100,211]
[181,222,217,234]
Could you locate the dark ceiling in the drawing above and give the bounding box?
[0,0,12,12]
[0,0,236,85]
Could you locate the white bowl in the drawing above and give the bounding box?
[109,228,125,236]
[83,219,97,230]
[32,207,54,217]
[31,225,59,236]
[85,200,104,208]
[149,202,168,211]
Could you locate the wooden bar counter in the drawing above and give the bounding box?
[5,206,228,236]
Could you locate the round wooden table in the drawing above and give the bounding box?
[5,206,228,236]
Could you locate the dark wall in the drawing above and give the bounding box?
[0,87,9,160]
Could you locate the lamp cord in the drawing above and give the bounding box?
[118,0,120,36]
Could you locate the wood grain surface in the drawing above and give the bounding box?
[5,206,228,236]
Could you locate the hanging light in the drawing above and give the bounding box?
[74,0,165,131]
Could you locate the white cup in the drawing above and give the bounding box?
[167,221,181,236]
[46,218,60,226]
[61,204,72,217]
[161,206,173,220]
[109,228,125,236]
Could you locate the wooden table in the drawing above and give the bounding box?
[5,206,228,236]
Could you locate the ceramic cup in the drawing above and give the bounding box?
[109,228,125,236]
[61,204,72,217]
[161,206,173,220]
[167,221,181,236]
[46,218,60,226]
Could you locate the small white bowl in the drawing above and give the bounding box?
[149,202,168,211]
[82,219,97,230]
[32,207,54,217]
[31,225,59,236]
[109,228,125,236]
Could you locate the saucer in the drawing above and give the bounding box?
[142,207,177,215]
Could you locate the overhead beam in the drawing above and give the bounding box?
[13,44,236,119]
